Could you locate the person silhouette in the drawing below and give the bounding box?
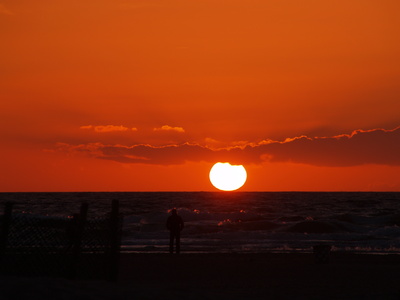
[166,209,184,254]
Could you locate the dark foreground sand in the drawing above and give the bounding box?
[1,252,400,299]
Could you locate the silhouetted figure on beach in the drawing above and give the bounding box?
[166,209,184,253]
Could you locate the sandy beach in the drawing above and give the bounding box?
[1,252,400,299]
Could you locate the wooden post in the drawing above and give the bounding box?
[67,202,88,279]
[0,202,13,260]
[108,199,121,281]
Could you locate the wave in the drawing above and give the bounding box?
[3,192,400,254]
[283,221,348,234]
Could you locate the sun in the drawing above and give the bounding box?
[209,162,247,191]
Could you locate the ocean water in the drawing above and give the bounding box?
[1,192,400,254]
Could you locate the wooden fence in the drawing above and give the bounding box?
[0,200,122,281]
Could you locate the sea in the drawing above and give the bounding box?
[1,192,400,254]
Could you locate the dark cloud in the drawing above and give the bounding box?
[61,127,400,167]
[254,127,400,166]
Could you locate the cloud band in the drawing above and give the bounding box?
[60,127,400,167]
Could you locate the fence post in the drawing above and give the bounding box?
[0,202,13,261]
[67,202,88,279]
[108,199,121,281]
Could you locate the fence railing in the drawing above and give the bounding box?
[0,200,122,281]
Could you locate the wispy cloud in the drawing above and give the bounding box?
[153,125,185,133]
[59,126,400,167]
[80,125,137,133]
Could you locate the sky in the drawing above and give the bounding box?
[1,0,399,192]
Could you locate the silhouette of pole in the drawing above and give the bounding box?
[0,202,13,261]
[68,202,88,279]
[108,199,121,281]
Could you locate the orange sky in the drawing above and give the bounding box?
[1,0,399,191]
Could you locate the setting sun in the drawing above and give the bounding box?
[209,162,247,191]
